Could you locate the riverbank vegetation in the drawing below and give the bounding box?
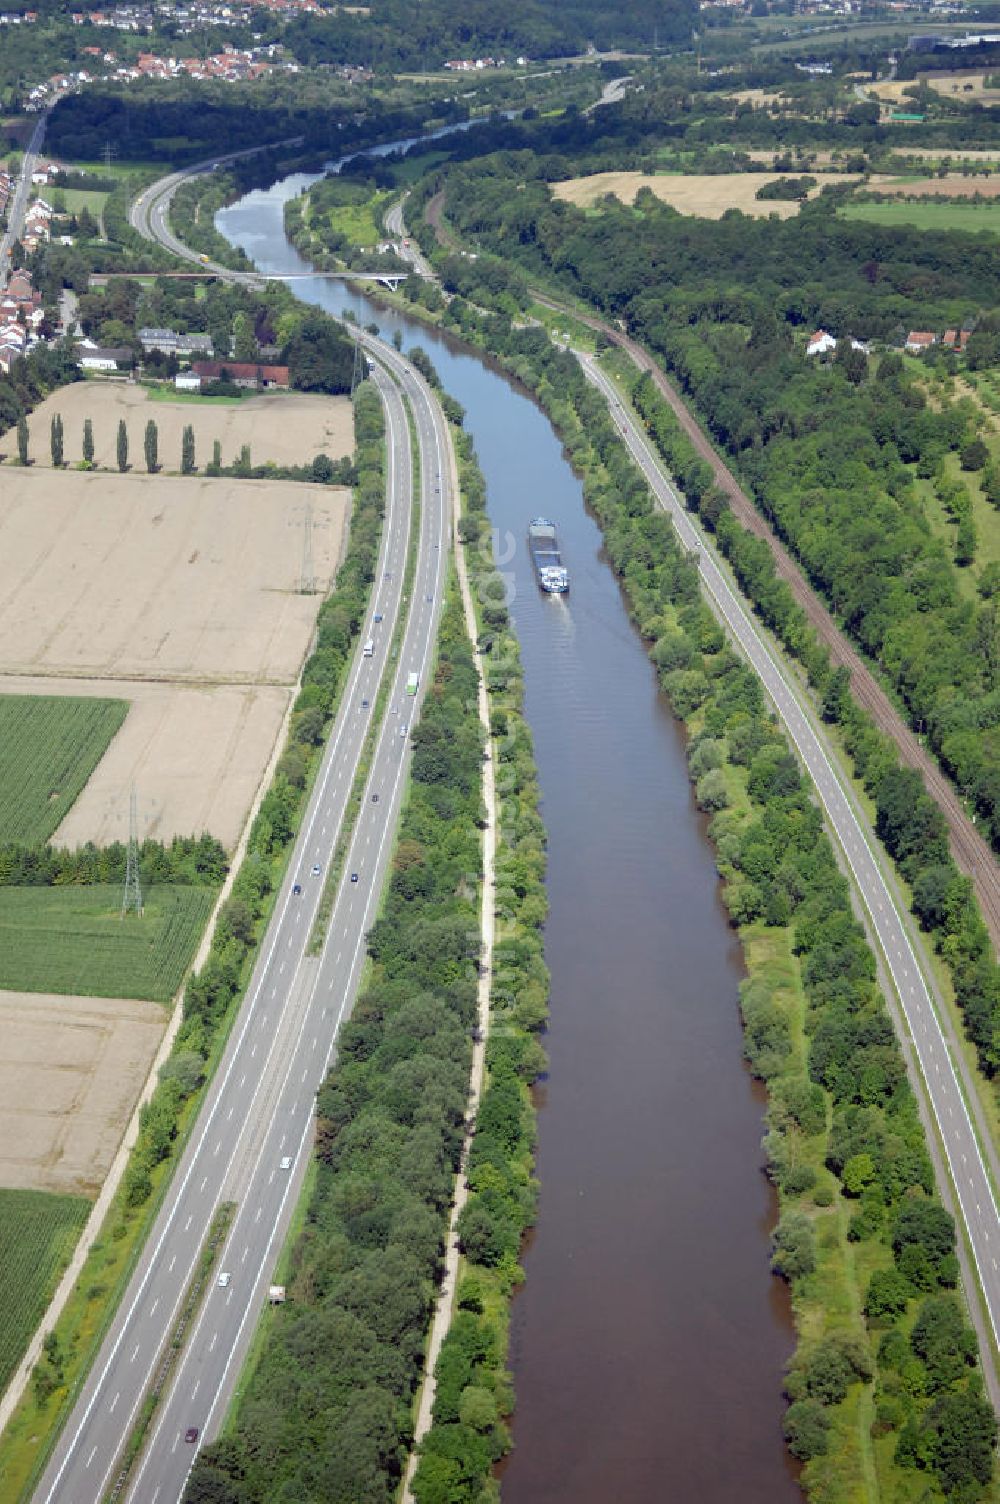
[0,382,383,1502]
[406,408,549,1504]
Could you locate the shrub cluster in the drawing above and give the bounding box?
[410,419,549,1504]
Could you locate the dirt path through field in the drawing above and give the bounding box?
[424,191,1000,948]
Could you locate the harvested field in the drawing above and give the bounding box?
[870,173,1000,198]
[0,1189,90,1394]
[0,469,347,685]
[67,679,285,849]
[551,170,861,218]
[0,675,290,850]
[0,992,165,1196]
[0,883,215,1001]
[20,383,352,471]
[0,694,127,844]
[876,70,1000,103]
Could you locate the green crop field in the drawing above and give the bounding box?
[0,1189,89,1395]
[0,884,214,1001]
[0,695,128,846]
[839,200,1000,236]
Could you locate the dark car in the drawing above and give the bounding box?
[374,612,383,623]
[351,872,359,883]
[184,1428,199,1444]
[372,793,379,803]
[292,883,302,896]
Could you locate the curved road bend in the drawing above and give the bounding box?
[583,353,1000,1405]
[35,344,453,1503]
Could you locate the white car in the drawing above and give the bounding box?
[280,1156,292,1171]
[217,1271,231,1288]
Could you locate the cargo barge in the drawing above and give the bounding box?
[527,517,569,593]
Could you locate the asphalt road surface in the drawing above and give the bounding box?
[35,341,453,1503]
[583,352,1000,1395]
[1,112,48,287]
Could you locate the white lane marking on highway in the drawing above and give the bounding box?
[109,1391,119,1414]
[302,1069,308,1083]
[85,1446,98,1469]
[279,962,285,975]
[312,1037,318,1050]
[130,1344,140,1362]
[168,1255,176,1273]
[150,1298,159,1316]
[200,1176,207,1192]
[335,950,342,965]
[241,1246,249,1264]
[269,1170,275,1184]
[184,1215,192,1231]
[209,1333,217,1353]
[214,1141,221,1156]
[255,1206,262,1222]
[171,1435,179,1454]
[227,1106,234,1120]
[191,1380,200,1399]
[251,1044,257,1058]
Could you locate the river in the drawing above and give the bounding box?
[217,164,802,1504]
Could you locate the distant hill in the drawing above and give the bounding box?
[282,0,696,70]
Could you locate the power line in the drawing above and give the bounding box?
[121,783,143,919]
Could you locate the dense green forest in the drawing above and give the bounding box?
[273,0,692,71]
[433,154,1000,854]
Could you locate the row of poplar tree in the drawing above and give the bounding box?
[14,414,198,474]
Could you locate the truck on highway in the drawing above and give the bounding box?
[406,672,419,695]
[363,639,375,658]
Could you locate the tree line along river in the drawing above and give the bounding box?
[216,153,802,1503]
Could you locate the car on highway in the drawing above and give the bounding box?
[217,1271,231,1288]
[362,698,369,708]
[350,872,359,883]
[372,793,379,802]
[374,611,383,622]
[311,863,321,876]
[292,883,302,895]
[400,723,408,737]
[184,1428,199,1444]
[280,1156,292,1170]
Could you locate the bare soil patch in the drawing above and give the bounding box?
[0,992,165,1197]
[0,675,289,850]
[552,170,861,218]
[0,468,347,684]
[19,383,352,472]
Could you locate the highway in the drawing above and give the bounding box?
[34,280,455,1503]
[582,353,1000,1399]
[384,195,435,279]
[1,111,48,288]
